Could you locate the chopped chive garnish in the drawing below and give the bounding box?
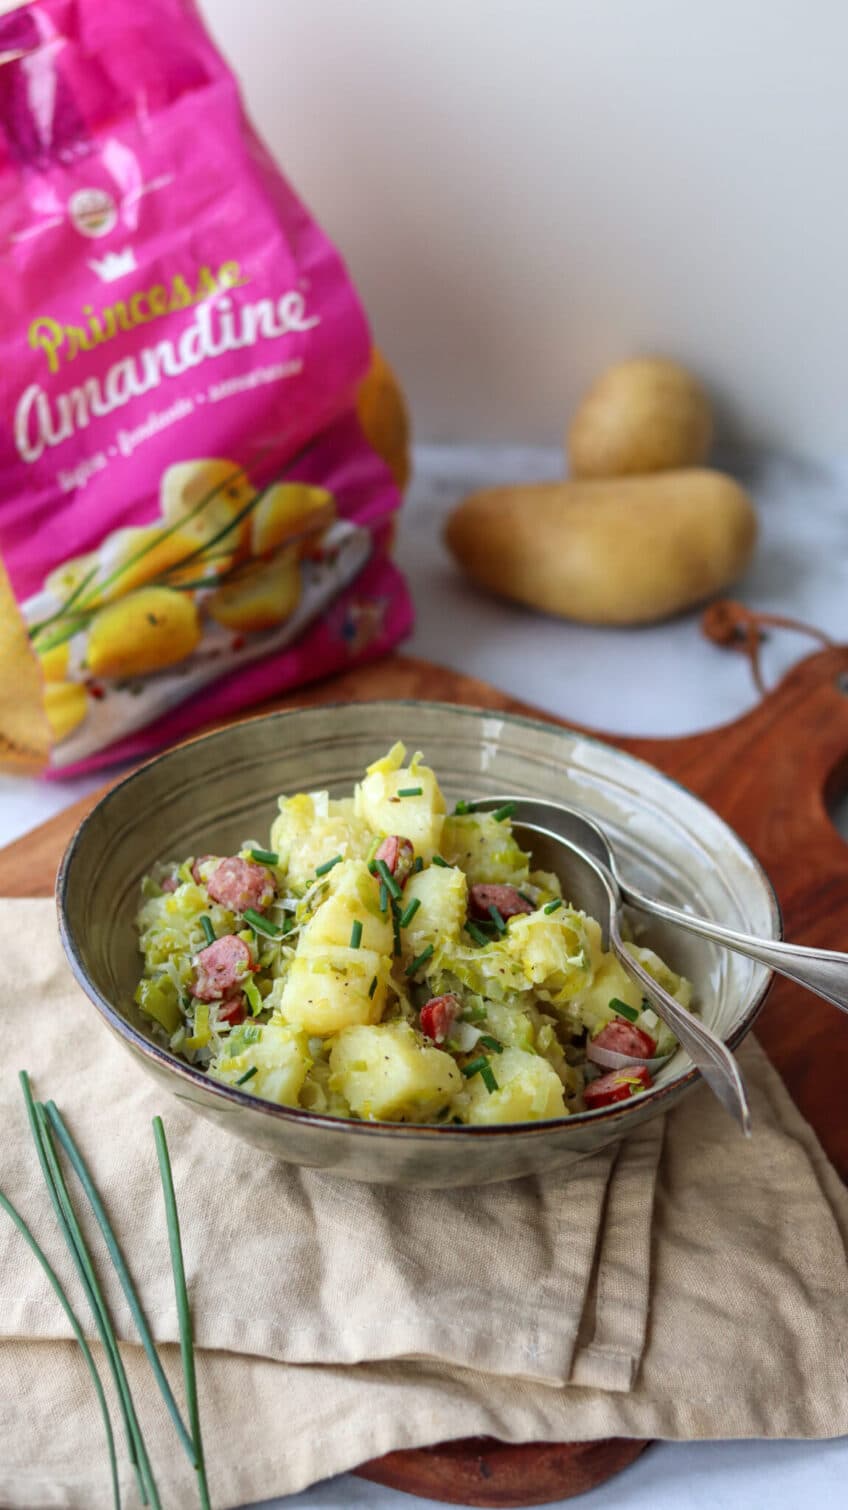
[480,1063,499,1094]
[375,858,402,899]
[399,897,421,928]
[518,890,535,905]
[397,786,423,797]
[492,802,516,823]
[460,1005,488,1023]
[236,1066,258,1086]
[249,848,278,866]
[543,898,563,914]
[315,853,342,877]
[431,854,449,867]
[368,975,378,999]
[487,903,507,934]
[367,858,378,876]
[478,1034,504,1053]
[243,908,282,938]
[609,997,640,1022]
[379,880,389,913]
[350,919,363,949]
[453,799,471,815]
[412,856,424,873]
[461,1055,488,1078]
[465,922,491,947]
[153,1117,211,1510]
[244,977,263,1016]
[199,915,216,946]
[392,908,401,957]
[282,915,294,935]
[405,944,434,976]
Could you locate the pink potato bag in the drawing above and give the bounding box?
[0,0,413,774]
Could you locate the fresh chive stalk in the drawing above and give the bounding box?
[492,802,516,823]
[405,944,434,976]
[236,1066,258,1087]
[461,1056,488,1078]
[0,1186,121,1510]
[199,915,216,947]
[249,849,279,866]
[43,1102,197,1467]
[378,880,389,913]
[487,904,507,935]
[153,1117,211,1510]
[315,854,342,877]
[375,858,401,900]
[397,786,423,797]
[478,1035,504,1054]
[349,919,363,949]
[17,1074,155,1509]
[479,1063,499,1093]
[243,908,282,939]
[398,897,421,928]
[35,1103,163,1510]
[609,997,640,1022]
[543,898,563,915]
[431,854,449,867]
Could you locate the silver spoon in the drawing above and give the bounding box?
[479,794,848,1016]
[473,802,752,1134]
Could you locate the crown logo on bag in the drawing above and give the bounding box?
[87,248,137,282]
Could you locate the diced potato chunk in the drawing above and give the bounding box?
[210,1024,311,1106]
[458,1047,566,1124]
[354,742,445,859]
[400,863,467,960]
[271,792,374,891]
[330,1021,461,1121]
[278,945,387,1036]
[440,813,530,886]
[573,952,643,1037]
[300,860,392,954]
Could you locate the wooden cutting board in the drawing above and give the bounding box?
[2,648,847,1508]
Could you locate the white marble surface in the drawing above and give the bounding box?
[1,445,846,1508]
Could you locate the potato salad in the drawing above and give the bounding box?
[134,745,693,1124]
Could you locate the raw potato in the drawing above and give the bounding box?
[444,470,757,626]
[568,358,713,478]
[86,586,201,677]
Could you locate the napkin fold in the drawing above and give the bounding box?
[1,900,847,1510]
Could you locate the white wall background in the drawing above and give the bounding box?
[202,0,847,458]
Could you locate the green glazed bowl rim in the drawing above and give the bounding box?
[56,699,781,1141]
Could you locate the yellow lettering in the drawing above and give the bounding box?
[168,275,194,312]
[129,291,151,324]
[148,284,168,316]
[194,265,218,300]
[218,260,249,290]
[63,325,95,362]
[28,317,65,374]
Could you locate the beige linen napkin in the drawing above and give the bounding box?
[1,900,847,1509]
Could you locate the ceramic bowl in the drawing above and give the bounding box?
[57,701,779,1187]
